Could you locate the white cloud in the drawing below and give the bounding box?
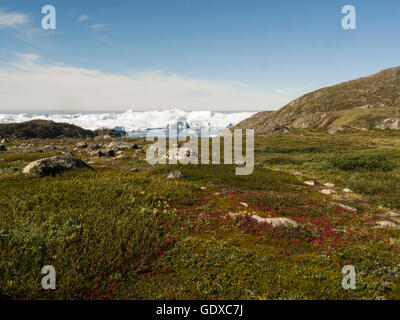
[0,8,29,28]
[90,24,108,29]
[77,15,90,24]
[0,54,292,111]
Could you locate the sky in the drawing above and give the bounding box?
[0,0,399,112]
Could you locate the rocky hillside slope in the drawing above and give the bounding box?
[235,67,400,135]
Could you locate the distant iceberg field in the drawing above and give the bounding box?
[0,109,255,133]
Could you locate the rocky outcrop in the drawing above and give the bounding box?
[0,120,126,140]
[23,157,93,177]
[376,118,400,130]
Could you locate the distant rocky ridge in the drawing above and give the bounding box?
[235,67,400,135]
[0,120,126,140]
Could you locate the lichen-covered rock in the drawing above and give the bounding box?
[23,157,93,177]
[107,141,139,150]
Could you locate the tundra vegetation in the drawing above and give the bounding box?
[1,129,400,299]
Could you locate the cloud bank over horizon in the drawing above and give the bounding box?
[0,53,292,112]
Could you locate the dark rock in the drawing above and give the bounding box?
[89,144,100,150]
[90,149,115,157]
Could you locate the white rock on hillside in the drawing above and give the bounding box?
[338,204,358,213]
[321,189,335,195]
[324,182,335,188]
[250,215,298,228]
[376,221,398,229]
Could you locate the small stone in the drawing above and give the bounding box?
[388,210,400,217]
[304,180,315,186]
[333,228,347,234]
[321,189,335,195]
[343,188,353,193]
[239,202,248,208]
[234,160,246,166]
[338,204,358,213]
[294,172,303,176]
[324,182,335,188]
[166,170,183,180]
[90,150,105,157]
[76,142,88,148]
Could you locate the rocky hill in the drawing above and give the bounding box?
[235,67,400,134]
[0,120,126,140]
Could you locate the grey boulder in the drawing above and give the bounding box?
[23,156,93,177]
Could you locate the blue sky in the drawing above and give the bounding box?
[0,0,399,111]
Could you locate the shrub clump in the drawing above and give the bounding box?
[326,153,395,171]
